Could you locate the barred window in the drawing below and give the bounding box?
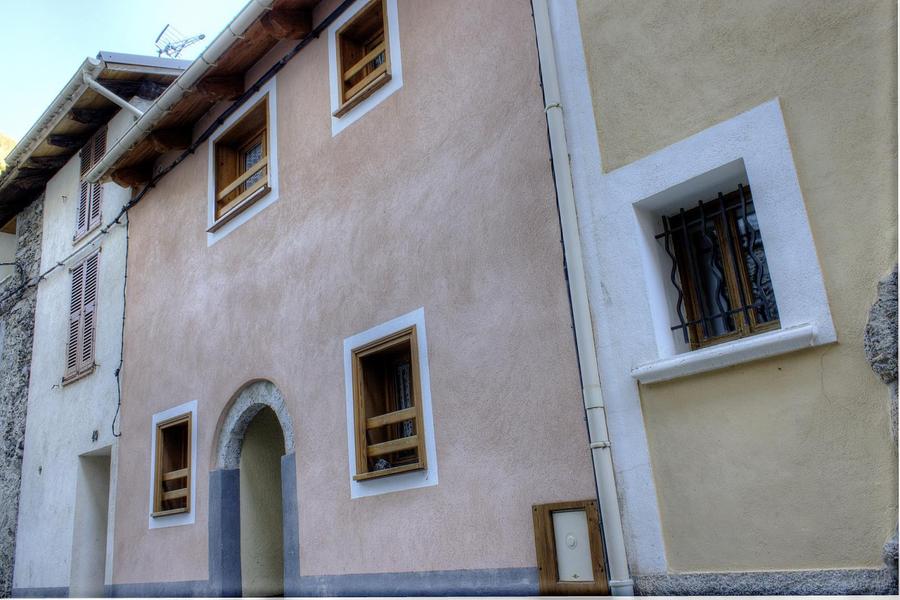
[659,184,779,350]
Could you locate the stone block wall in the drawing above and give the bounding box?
[0,196,43,597]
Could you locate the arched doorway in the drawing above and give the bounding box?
[208,380,299,597]
[240,407,285,596]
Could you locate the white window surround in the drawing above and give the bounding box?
[206,79,279,246]
[148,400,197,529]
[328,0,403,137]
[343,307,438,498]
[623,99,836,382]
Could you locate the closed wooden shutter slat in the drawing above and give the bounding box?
[92,128,106,165]
[65,262,85,379]
[77,128,106,237]
[79,253,99,372]
[89,181,102,225]
[76,143,91,238]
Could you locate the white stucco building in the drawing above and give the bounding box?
[3,53,187,597]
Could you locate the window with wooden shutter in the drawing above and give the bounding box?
[210,97,270,230]
[63,251,99,384]
[153,413,192,517]
[351,326,426,481]
[334,0,391,118]
[76,127,106,242]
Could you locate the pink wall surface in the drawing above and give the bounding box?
[113,0,595,584]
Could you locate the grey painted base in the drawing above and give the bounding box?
[296,567,538,596]
[634,567,898,596]
[16,565,894,597]
[11,586,68,598]
[107,580,209,597]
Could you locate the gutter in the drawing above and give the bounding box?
[84,0,276,184]
[531,0,634,595]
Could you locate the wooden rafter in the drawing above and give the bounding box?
[260,9,312,40]
[70,107,116,125]
[196,76,244,102]
[47,134,88,149]
[110,162,154,188]
[149,128,192,154]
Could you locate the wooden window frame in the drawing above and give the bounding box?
[669,187,780,350]
[333,0,391,118]
[152,412,192,518]
[62,250,100,385]
[351,325,427,481]
[209,96,271,232]
[75,127,106,243]
[532,500,609,596]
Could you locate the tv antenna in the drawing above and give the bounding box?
[155,24,206,58]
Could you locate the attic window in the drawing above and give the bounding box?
[211,96,270,228]
[334,0,390,117]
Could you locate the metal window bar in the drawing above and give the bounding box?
[655,185,779,346]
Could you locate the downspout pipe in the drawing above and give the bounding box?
[84,0,276,184]
[531,0,634,595]
[83,75,144,118]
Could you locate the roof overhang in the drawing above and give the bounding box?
[0,53,190,225]
[87,0,319,189]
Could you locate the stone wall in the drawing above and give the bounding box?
[0,196,43,597]
[864,264,899,580]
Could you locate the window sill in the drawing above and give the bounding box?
[333,71,392,118]
[73,220,101,245]
[151,507,189,518]
[631,323,820,384]
[62,365,95,386]
[353,461,424,482]
[207,184,270,233]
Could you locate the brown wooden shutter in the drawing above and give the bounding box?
[89,129,106,229]
[79,252,99,372]
[76,128,106,237]
[65,262,85,380]
[77,144,92,238]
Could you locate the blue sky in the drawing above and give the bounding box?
[0,0,249,140]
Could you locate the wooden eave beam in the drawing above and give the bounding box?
[110,162,154,188]
[94,78,167,101]
[195,76,244,102]
[260,9,312,40]
[137,79,167,101]
[23,156,69,170]
[149,128,192,154]
[70,107,116,125]
[47,134,87,149]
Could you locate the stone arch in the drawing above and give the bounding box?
[208,379,300,597]
[213,379,295,470]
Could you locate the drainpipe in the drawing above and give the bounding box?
[85,0,276,184]
[83,75,144,118]
[531,0,633,595]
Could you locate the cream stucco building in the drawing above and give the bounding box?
[537,0,898,594]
